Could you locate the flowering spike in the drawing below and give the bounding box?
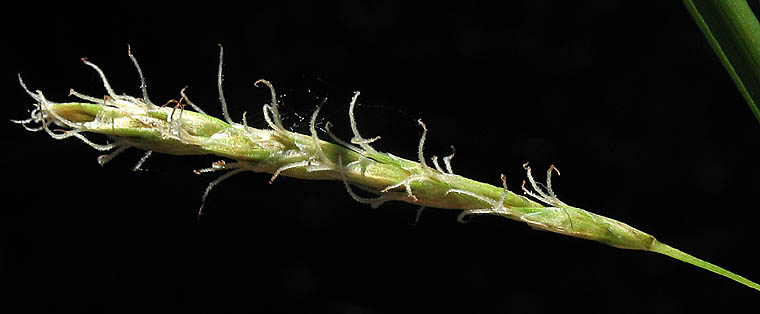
[14,50,759,292]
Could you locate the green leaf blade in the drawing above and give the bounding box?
[684,0,760,124]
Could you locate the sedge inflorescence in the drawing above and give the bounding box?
[13,45,760,291]
[13,45,546,221]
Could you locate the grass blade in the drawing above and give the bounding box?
[683,0,760,124]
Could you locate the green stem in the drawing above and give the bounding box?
[683,0,760,124]
[651,240,760,291]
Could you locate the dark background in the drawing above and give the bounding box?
[2,1,759,312]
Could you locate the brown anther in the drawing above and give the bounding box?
[162,99,179,107]
[166,97,186,122]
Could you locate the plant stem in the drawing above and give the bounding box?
[651,240,760,291]
[683,0,760,124]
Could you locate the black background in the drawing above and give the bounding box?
[2,1,759,313]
